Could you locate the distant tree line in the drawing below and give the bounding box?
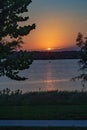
[32,51,80,60]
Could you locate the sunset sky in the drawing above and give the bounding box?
[23,0,87,51]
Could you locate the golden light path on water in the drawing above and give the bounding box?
[0,79,69,92]
[0,79,68,85]
[0,60,84,92]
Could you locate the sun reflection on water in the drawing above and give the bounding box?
[44,61,56,91]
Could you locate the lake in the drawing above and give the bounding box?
[0,59,85,92]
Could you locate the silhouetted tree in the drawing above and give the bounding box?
[0,0,35,80]
[75,32,87,86]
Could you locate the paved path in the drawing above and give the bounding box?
[0,120,87,127]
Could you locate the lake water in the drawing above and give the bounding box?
[0,59,85,93]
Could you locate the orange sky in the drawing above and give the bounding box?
[22,0,87,51]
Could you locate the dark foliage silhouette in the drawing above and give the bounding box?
[74,33,87,87]
[0,0,35,80]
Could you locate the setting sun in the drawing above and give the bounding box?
[47,48,51,51]
[22,0,87,51]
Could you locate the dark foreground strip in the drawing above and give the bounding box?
[0,120,87,127]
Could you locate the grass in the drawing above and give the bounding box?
[0,89,87,106]
[0,89,87,119]
[0,105,87,119]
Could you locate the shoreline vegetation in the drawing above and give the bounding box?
[31,51,80,60]
[0,88,87,120]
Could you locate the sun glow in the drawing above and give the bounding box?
[47,48,51,51]
[23,15,76,51]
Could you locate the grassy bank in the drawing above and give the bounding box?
[0,105,87,119]
[0,89,87,119]
[0,89,87,106]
